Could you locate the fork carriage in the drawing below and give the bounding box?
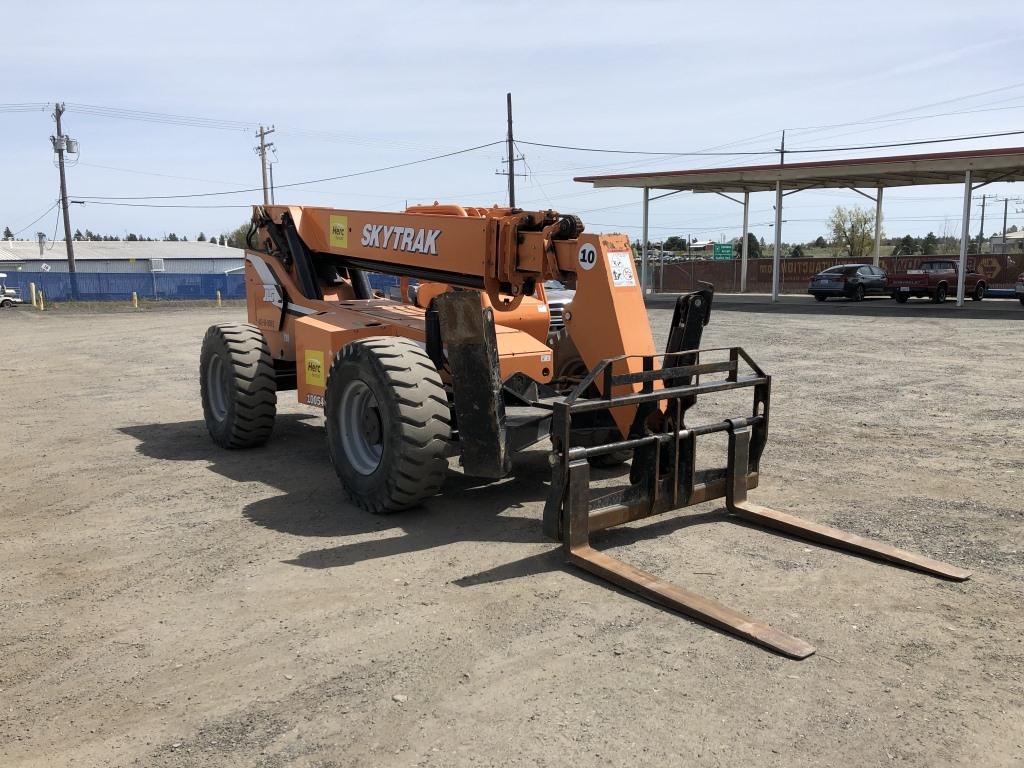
[536,289,970,659]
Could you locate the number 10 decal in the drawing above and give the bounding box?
[578,243,598,270]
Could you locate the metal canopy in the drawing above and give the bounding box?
[574,146,1024,193]
[574,146,1024,308]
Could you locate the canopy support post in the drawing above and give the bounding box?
[873,186,883,267]
[771,181,782,302]
[641,187,650,294]
[956,170,971,307]
[740,191,750,293]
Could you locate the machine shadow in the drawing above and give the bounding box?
[118,415,732,588]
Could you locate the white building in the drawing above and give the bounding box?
[0,239,245,274]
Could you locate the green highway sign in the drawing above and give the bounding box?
[712,242,733,260]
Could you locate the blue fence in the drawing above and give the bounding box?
[7,271,400,302]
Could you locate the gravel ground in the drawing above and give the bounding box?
[1,304,1021,768]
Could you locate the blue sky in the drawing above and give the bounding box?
[3,1,1024,245]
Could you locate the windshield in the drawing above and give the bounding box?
[544,280,567,290]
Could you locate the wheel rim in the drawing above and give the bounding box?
[206,355,229,422]
[337,379,384,475]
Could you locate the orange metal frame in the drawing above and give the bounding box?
[244,203,656,433]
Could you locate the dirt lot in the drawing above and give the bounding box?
[2,304,1022,767]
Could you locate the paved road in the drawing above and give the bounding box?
[647,291,1024,319]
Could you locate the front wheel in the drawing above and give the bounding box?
[972,283,986,301]
[200,324,277,448]
[895,292,909,303]
[325,337,451,513]
[852,285,865,302]
[934,284,948,304]
[814,294,827,302]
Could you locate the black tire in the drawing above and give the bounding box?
[325,337,451,513]
[551,330,631,468]
[934,284,947,304]
[852,284,865,302]
[1,299,12,308]
[814,294,827,302]
[200,323,277,448]
[1019,297,1024,307]
[895,292,909,303]
[972,282,986,301]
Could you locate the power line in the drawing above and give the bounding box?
[72,201,253,209]
[517,139,769,156]
[64,103,254,132]
[73,140,505,201]
[0,102,50,113]
[11,201,60,236]
[520,128,1024,160]
[77,161,247,186]
[785,128,1024,153]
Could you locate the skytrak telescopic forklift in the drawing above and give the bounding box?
[200,202,969,659]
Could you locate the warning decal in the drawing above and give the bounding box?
[608,251,636,287]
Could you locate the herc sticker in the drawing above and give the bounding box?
[329,215,349,248]
[304,349,325,387]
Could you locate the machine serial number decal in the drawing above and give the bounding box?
[304,349,325,387]
[360,224,441,255]
[578,243,597,271]
[608,251,636,287]
[305,393,325,408]
[329,215,349,248]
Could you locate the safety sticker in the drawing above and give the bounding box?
[329,215,349,248]
[608,251,636,287]
[304,349,325,387]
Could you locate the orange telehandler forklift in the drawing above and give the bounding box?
[200,202,969,659]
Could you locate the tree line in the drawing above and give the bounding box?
[636,205,1015,260]
[1,226,246,247]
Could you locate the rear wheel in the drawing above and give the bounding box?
[814,294,827,302]
[1019,297,1024,307]
[200,323,277,448]
[972,282,986,301]
[1,299,12,308]
[895,292,909,303]
[934,284,947,303]
[551,331,631,468]
[852,284,865,302]
[325,337,451,513]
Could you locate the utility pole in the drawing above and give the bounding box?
[506,93,515,207]
[978,193,987,251]
[496,93,525,208]
[255,125,275,206]
[1002,197,1009,240]
[269,160,276,205]
[52,102,77,296]
[779,129,786,165]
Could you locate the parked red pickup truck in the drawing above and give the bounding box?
[887,259,986,303]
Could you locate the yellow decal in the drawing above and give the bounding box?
[329,215,349,248]
[304,349,325,387]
